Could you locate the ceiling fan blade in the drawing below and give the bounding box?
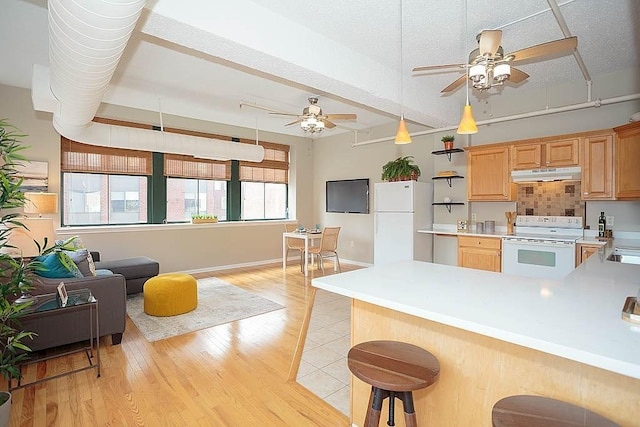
[508,36,577,62]
[323,120,337,129]
[285,118,303,127]
[413,63,465,72]
[269,112,301,117]
[325,114,357,121]
[509,67,529,83]
[441,75,467,93]
[479,30,502,56]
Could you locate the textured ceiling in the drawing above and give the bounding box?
[1,0,639,139]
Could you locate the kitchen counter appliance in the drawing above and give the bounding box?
[502,215,583,279]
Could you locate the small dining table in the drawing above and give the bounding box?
[282,230,323,276]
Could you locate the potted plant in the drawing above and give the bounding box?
[441,135,455,151]
[0,120,41,425]
[191,214,218,224]
[381,156,421,182]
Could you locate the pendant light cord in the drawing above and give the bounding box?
[400,0,404,118]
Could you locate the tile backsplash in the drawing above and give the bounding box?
[516,182,585,217]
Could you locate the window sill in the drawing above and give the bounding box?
[56,219,292,235]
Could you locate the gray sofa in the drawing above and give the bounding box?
[24,272,127,351]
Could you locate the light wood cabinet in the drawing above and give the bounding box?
[581,132,614,200]
[466,146,516,201]
[511,138,579,170]
[458,235,501,272]
[575,243,603,267]
[614,121,640,199]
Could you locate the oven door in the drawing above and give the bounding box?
[501,238,576,280]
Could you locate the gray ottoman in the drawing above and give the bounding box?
[94,256,159,294]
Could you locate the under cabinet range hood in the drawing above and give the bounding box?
[511,166,581,183]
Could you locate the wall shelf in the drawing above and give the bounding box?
[431,148,465,162]
[432,202,465,213]
[432,175,464,187]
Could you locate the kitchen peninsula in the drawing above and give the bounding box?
[312,253,640,426]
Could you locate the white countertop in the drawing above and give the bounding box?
[312,247,640,380]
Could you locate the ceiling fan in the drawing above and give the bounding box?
[413,30,578,93]
[269,97,357,133]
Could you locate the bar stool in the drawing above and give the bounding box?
[492,395,620,427]
[347,340,440,427]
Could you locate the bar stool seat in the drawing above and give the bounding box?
[492,395,620,427]
[348,340,440,427]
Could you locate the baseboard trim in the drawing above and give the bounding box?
[181,257,371,275]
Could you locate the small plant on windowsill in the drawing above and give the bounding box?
[191,214,218,224]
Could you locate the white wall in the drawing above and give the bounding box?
[2,64,639,271]
[0,84,314,272]
[315,67,640,264]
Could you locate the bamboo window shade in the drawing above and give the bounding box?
[239,142,289,184]
[164,154,230,180]
[61,138,152,175]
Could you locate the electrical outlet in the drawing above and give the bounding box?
[471,213,477,221]
[350,240,355,248]
[606,215,614,227]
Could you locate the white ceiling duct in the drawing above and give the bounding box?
[45,0,264,162]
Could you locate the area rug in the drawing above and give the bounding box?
[126,277,284,342]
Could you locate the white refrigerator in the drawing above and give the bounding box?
[374,181,433,266]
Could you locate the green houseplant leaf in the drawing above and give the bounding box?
[0,119,39,382]
[381,156,421,182]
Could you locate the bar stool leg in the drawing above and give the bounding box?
[398,391,418,427]
[365,387,388,427]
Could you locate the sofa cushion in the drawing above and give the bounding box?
[64,249,94,277]
[35,252,83,279]
[94,257,159,280]
[57,236,97,276]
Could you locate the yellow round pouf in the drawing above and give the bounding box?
[144,273,198,316]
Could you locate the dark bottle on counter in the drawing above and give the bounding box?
[598,211,606,237]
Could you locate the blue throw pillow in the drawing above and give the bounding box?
[35,252,83,279]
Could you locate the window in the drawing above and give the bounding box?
[166,178,227,222]
[61,139,151,225]
[239,142,289,220]
[165,154,230,222]
[60,120,291,225]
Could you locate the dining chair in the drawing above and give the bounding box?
[308,226,341,273]
[284,223,305,272]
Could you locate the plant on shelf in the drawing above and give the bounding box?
[0,120,43,422]
[441,135,455,151]
[191,214,218,224]
[381,156,421,182]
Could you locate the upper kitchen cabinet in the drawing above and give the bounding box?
[581,131,615,200]
[614,121,640,199]
[466,145,516,201]
[511,137,579,170]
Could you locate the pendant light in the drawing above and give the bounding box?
[456,67,478,134]
[395,0,412,144]
[456,0,478,135]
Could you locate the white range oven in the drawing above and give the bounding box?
[501,216,583,280]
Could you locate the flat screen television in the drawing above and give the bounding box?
[326,178,369,214]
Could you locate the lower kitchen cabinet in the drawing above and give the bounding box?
[458,235,502,272]
[576,243,603,267]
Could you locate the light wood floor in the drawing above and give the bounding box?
[8,261,361,426]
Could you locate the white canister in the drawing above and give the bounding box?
[484,220,495,234]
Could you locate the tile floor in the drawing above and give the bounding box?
[296,289,352,416]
